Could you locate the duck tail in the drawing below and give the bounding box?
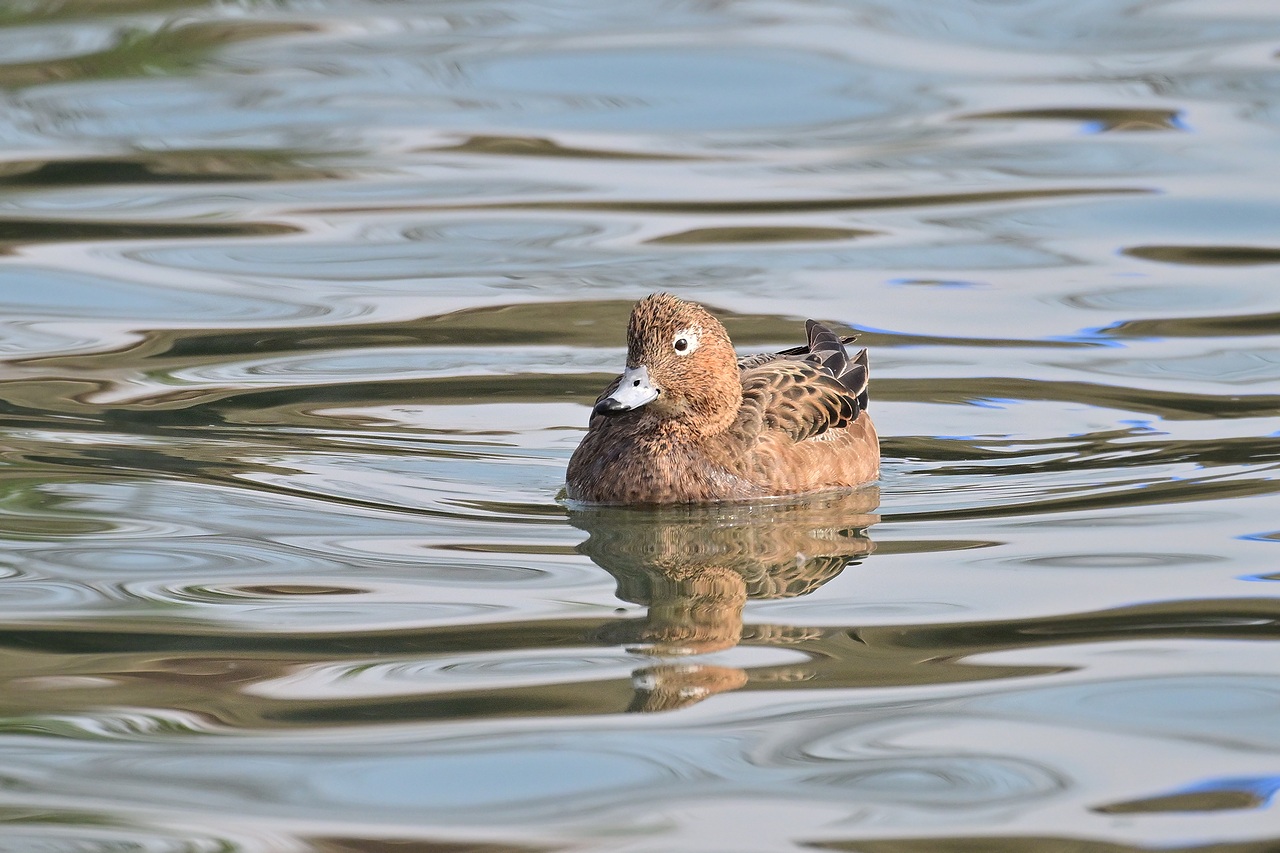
[852,347,870,411]
[767,321,870,412]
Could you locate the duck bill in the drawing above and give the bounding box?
[594,365,660,416]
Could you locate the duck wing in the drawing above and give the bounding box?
[801,319,868,412]
[737,321,869,442]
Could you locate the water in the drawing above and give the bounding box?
[1,0,1279,849]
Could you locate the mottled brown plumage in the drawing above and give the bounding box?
[566,293,880,504]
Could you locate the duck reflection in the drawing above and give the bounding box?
[570,488,879,710]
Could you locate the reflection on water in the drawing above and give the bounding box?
[575,490,878,708]
[577,491,877,651]
[2,0,1280,849]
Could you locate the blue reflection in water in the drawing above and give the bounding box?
[1179,775,1280,807]
[313,746,678,811]
[0,265,295,321]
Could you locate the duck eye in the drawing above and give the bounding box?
[672,329,699,355]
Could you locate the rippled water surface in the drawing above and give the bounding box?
[2,0,1280,850]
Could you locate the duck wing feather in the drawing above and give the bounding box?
[737,320,868,442]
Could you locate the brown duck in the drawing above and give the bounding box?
[566,293,879,503]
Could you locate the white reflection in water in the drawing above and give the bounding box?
[0,264,300,322]
[165,345,614,386]
[464,48,920,132]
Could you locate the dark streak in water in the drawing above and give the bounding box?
[646,225,876,245]
[812,835,1279,853]
[886,599,1280,648]
[1094,787,1265,814]
[962,106,1184,132]
[0,218,300,244]
[311,187,1153,216]
[1125,245,1280,266]
[0,153,337,186]
[432,134,699,161]
[1102,311,1280,339]
[307,836,554,853]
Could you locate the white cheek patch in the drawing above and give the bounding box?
[673,327,701,356]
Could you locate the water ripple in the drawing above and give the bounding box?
[802,757,1061,807]
[1,1,1279,849]
[247,649,641,701]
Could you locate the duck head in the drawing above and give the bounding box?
[594,293,742,434]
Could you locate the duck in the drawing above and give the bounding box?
[566,293,879,504]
